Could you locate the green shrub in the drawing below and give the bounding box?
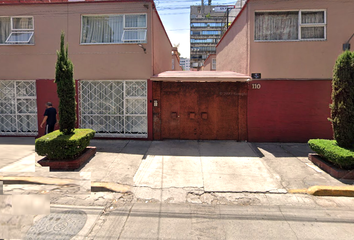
[329,50,354,148]
[35,129,95,160]
[308,139,354,169]
[55,32,76,135]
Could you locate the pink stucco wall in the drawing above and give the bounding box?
[152,9,174,75]
[249,0,354,79]
[216,4,249,74]
[217,0,354,79]
[0,2,155,80]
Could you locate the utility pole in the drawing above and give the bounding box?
[208,0,212,5]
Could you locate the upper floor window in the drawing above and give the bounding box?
[81,14,147,44]
[0,16,34,45]
[212,58,216,70]
[191,30,221,36]
[191,38,217,43]
[255,10,326,41]
[191,22,224,28]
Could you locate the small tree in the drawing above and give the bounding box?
[55,32,76,135]
[330,51,354,148]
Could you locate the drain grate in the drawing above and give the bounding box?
[24,210,87,240]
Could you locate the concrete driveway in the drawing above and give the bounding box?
[134,141,284,193]
[0,138,348,197]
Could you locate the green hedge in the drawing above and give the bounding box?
[35,129,95,160]
[308,139,354,169]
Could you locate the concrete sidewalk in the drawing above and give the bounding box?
[0,138,352,199]
[0,137,35,170]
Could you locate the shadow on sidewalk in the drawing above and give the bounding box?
[91,140,261,158]
[254,143,314,158]
[0,137,35,145]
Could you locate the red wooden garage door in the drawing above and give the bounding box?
[152,82,248,140]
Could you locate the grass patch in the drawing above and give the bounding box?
[35,129,95,160]
[308,139,354,170]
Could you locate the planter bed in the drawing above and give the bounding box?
[308,153,354,180]
[38,146,96,171]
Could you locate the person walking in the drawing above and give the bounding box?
[40,102,57,134]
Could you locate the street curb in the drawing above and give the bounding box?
[0,176,131,193]
[307,186,354,197]
[289,186,354,197]
[2,177,353,196]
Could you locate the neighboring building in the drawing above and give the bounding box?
[222,0,246,33]
[190,5,226,69]
[179,58,190,71]
[203,54,216,71]
[0,0,179,139]
[172,47,183,71]
[216,0,354,142]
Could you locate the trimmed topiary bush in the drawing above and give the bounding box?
[329,50,354,149]
[35,129,95,160]
[308,139,354,169]
[55,32,76,135]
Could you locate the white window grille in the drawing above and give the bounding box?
[81,14,147,44]
[212,58,216,70]
[0,80,38,135]
[255,10,326,41]
[79,80,147,138]
[0,16,34,44]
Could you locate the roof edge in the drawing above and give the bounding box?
[0,0,154,5]
[152,2,174,50]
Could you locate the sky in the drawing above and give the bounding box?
[155,0,239,58]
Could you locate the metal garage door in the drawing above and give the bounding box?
[154,82,247,140]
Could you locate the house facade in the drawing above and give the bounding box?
[216,0,354,142]
[0,0,177,139]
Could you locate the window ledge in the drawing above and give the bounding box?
[254,39,327,43]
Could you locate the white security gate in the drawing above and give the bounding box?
[0,80,38,135]
[80,80,147,138]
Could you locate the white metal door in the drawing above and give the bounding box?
[0,80,38,135]
[79,80,147,138]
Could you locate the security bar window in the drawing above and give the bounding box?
[81,14,147,44]
[255,10,326,41]
[0,16,34,44]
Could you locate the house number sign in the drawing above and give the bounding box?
[252,83,261,89]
